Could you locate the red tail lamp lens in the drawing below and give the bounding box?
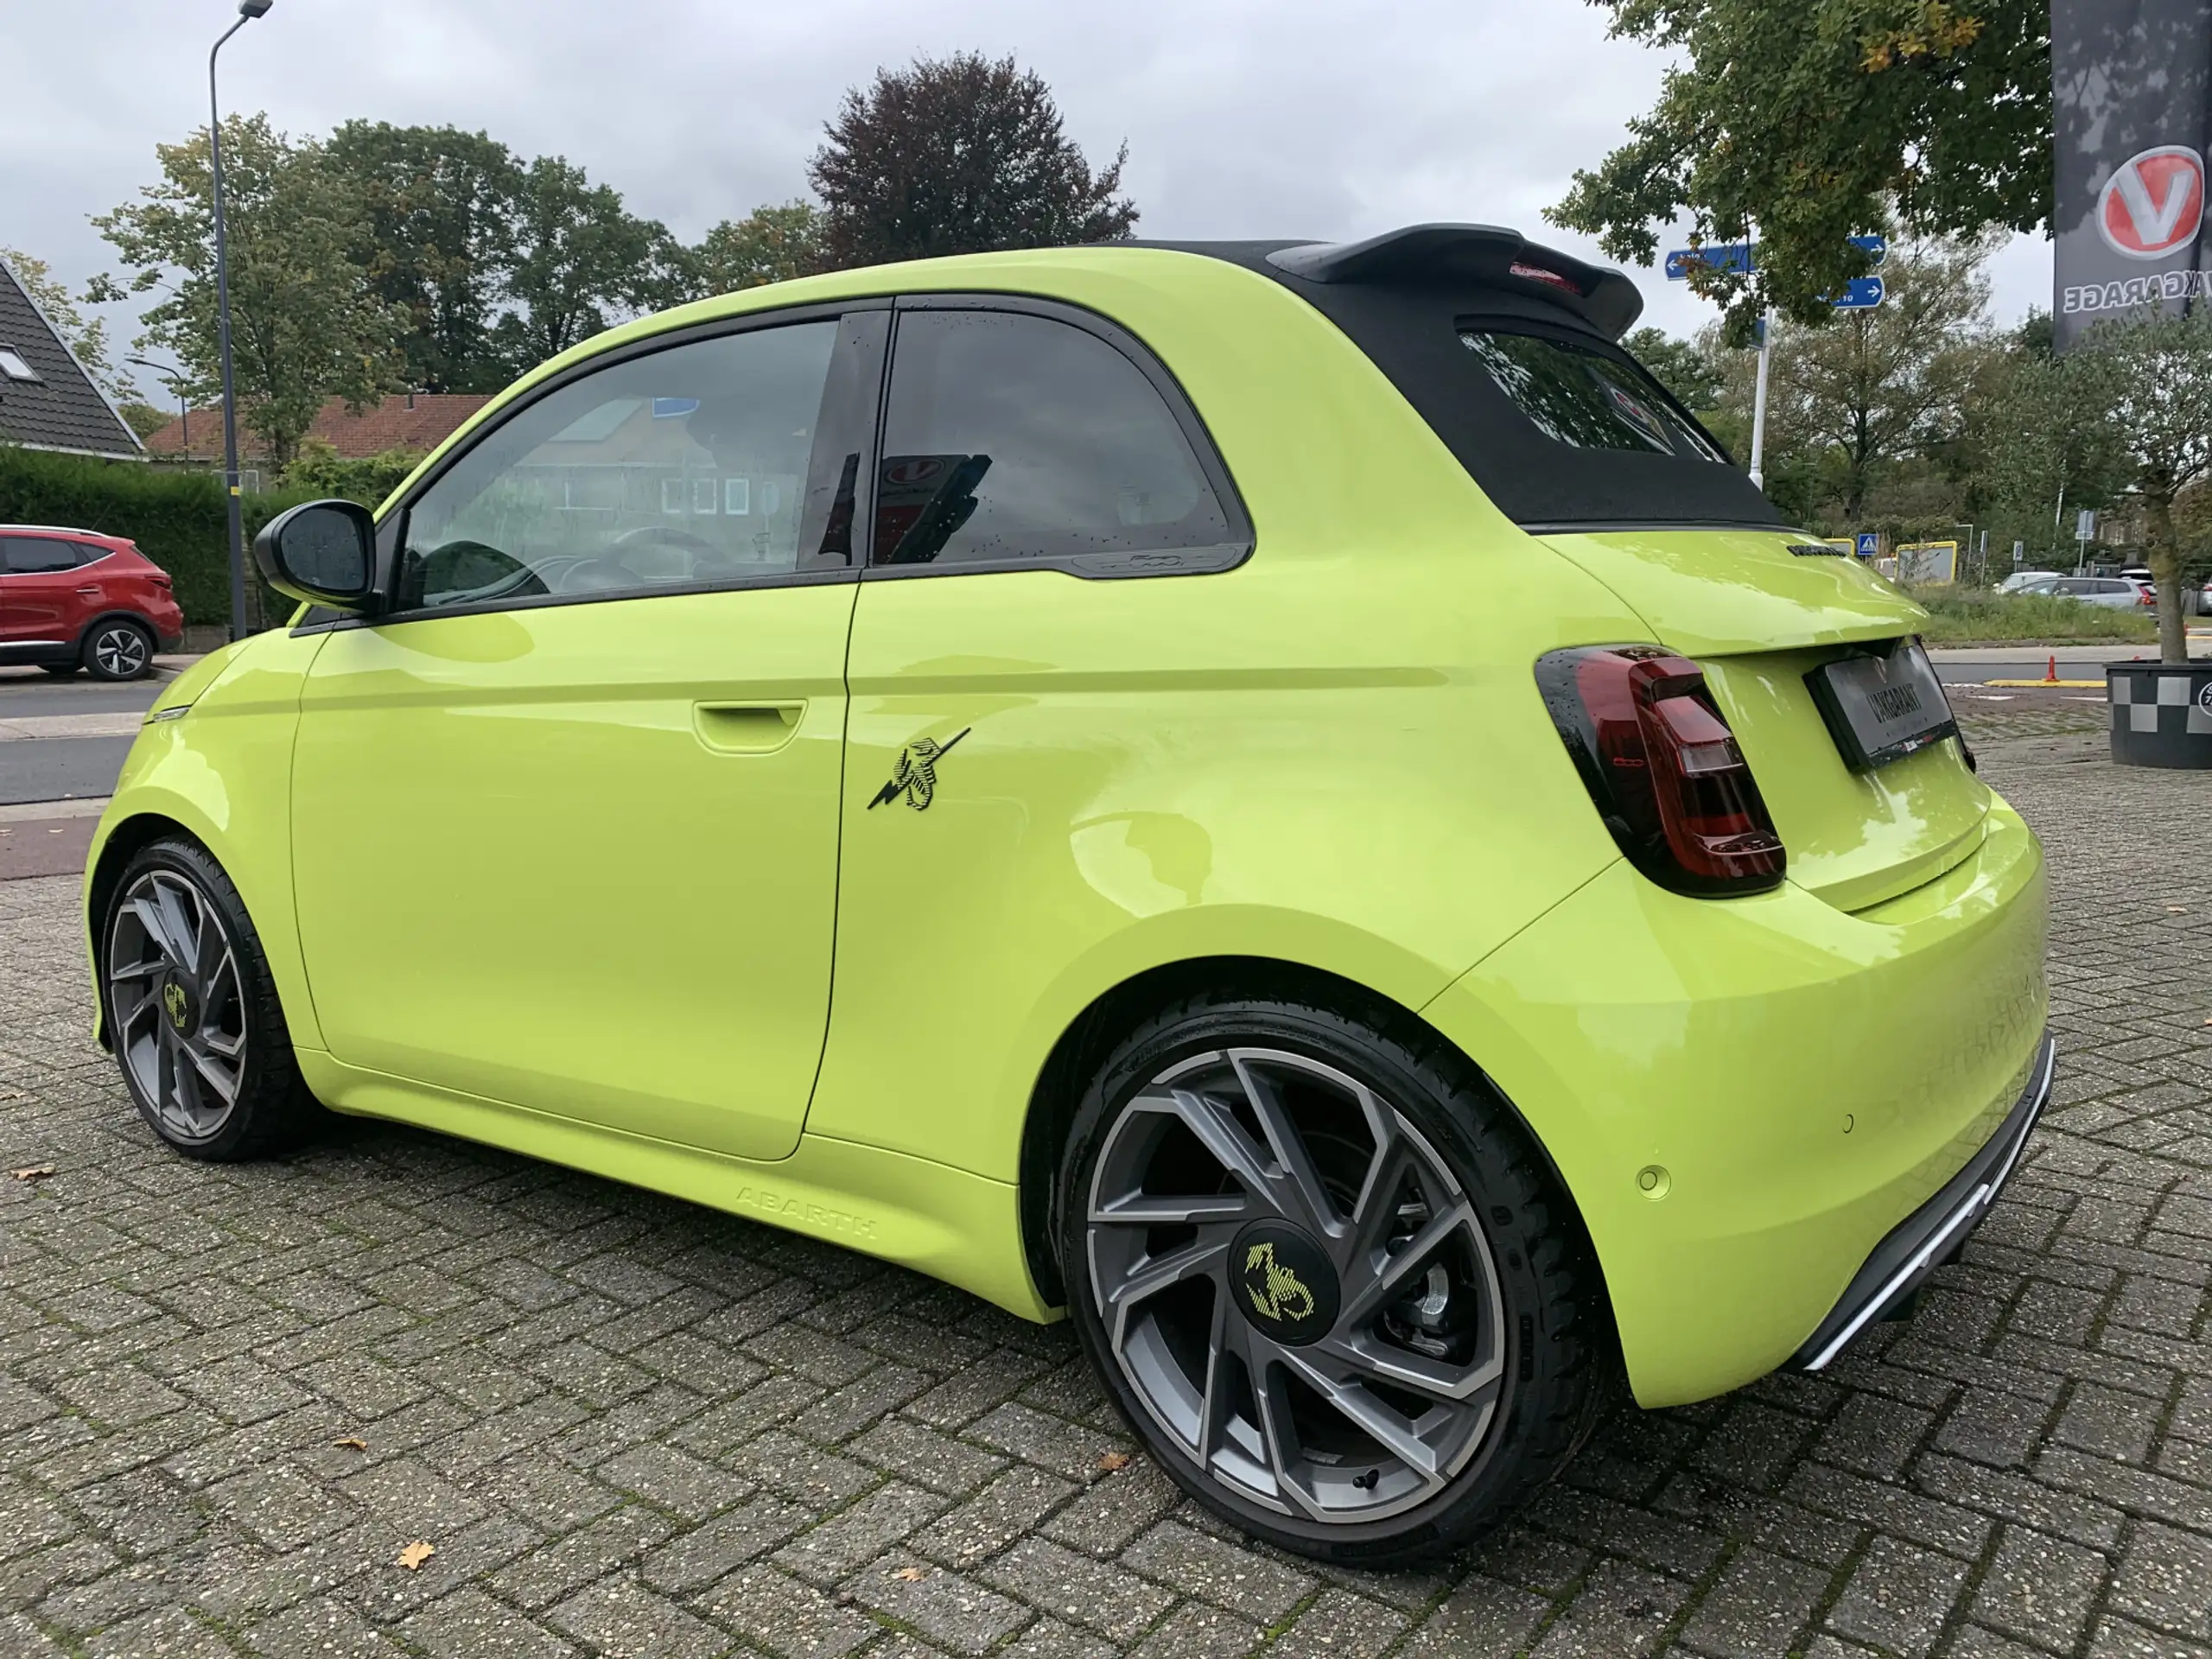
[1535,646,1786,894]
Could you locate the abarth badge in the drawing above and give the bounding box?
[1243,1242,1317,1323]
[868,728,971,812]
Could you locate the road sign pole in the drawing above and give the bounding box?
[1748,306,1777,492]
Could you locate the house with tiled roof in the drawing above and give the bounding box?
[142,391,492,463]
[0,254,143,459]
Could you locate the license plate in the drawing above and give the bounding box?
[1806,640,1959,771]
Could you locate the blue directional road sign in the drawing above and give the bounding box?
[1855,531,1879,557]
[1831,276,1885,309]
[1663,242,1752,278]
[1848,234,1887,266]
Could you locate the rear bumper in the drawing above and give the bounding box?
[1791,1033,2052,1370]
[1422,794,2048,1407]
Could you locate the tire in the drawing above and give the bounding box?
[1058,988,1615,1564]
[40,664,79,678]
[83,619,155,682]
[99,836,319,1160]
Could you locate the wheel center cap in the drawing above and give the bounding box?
[1230,1220,1338,1346]
[161,977,195,1033]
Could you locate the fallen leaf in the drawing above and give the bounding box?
[891,1566,927,1582]
[6,1166,54,1183]
[1096,1451,1133,1472]
[396,1541,435,1571]
[333,1438,368,1452]
[2169,906,2190,914]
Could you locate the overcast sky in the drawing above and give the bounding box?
[4,0,2054,401]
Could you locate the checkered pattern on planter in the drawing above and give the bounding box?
[2107,667,2212,734]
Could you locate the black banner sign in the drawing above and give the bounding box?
[2054,0,2212,351]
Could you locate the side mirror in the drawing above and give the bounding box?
[252,499,379,611]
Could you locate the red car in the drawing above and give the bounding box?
[0,525,183,680]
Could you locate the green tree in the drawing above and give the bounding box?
[488,156,684,372]
[92,115,406,467]
[1623,325,1724,412]
[116,402,171,441]
[809,52,1137,267]
[1758,238,1996,523]
[688,202,830,296]
[0,245,131,402]
[2079,310,2212,662]
[1957,315,2126,575]
[323,122,524,393]
[1548,1,2049,332]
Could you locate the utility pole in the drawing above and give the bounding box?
[209,0,274,643]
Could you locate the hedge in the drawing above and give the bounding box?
[0,445,327,628]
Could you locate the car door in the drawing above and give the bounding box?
[290,305,887,1160]
[0,534,89,648]
[806,298,1255,1176]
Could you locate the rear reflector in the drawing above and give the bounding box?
[1535,645,1786,895]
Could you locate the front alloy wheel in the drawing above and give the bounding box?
[1062,995,1612,1562]
[102,837,317,1160]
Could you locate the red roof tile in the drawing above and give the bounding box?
[142,393,493,461]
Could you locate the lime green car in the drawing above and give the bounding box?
[84,226,2050,1563]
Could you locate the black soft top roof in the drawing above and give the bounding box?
[1123,225,1784,531]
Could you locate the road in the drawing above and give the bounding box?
[0,666,168,807]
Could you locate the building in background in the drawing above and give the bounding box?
[0,254,144,460]
[141,391,490,467]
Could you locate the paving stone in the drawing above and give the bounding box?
[695,1563,878,1659]
[1825,1535,1972,1658]
[2110,1521,2212,1643]
[546,1573,732,1658]
[398,1585,580,1658]
[1972,1522,2109,1650]
[1120,1520,1313,1621]
[984,1536,1176,1643]
[1527,1557,1683,1657]
[243,1594,410,1657]
[842,1553,1032,1655]
[771,1480,947,1586]
[1400,1572,1549,1657]
[82,1605,235,1659]
[639,1493,811,1594]
[1675,1545,1827,1658]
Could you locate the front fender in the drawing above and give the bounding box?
[85,628,328,1049]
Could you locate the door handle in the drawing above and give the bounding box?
[76,586,101,597]
[692,701,805,754]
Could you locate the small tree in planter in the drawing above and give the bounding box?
[2082,310,2212,664]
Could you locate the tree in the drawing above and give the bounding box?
[92,115,406,467]
[323,122,524,393]
[1758,238,1996,522]
[689,202,830,296]
[488,156,684,372]
[1956,314,2127,574]
[2080,310,2212,662]
[1547,1,2049,332]
[116,402,171,442]
[809,53,1137,267]
[0,245,131,402]
[1623,326,1724,412]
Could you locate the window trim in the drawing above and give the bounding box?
[300,298,893,635]
[861,293,1254,584]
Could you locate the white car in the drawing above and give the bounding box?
[2015,575,2156,611]
[1998,569,2064,594]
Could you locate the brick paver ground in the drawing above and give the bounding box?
[3,712,2208,1659]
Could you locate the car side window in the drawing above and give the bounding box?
[1,537,85,575]
[396,315,878,613]
[872,308,1233,569]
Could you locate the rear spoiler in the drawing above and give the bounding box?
[1263,225,1643,341]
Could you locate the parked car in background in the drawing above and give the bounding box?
[1998,569,2063,594]
[2014,575,2154,611]
[0,527,182,679]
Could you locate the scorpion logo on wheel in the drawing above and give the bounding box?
[1243,1242,1316,1323]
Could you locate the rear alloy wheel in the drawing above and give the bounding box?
[102,837,317,1160]
[84,620,154,682]
[1061,995,1612,1563]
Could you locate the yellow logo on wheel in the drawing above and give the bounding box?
[1243,1242,1316,1323]
[162,982,188,1029]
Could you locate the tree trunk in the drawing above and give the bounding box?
[2145,493,2188,664]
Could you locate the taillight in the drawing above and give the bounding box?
[1535,645,1786,895]
[2139,587,2157,607]
[148,572,172,589]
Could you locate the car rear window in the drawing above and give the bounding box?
[1459,331,1725,462]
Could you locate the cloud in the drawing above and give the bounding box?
[5,0,2051,397]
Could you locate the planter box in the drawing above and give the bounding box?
[2107,662,2212,768]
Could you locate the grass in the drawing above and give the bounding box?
[1904,586,2158,645]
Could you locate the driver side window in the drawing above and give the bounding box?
[397,315,871,612]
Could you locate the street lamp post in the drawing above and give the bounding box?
[210,0,273,643]
[126,357,190,458]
